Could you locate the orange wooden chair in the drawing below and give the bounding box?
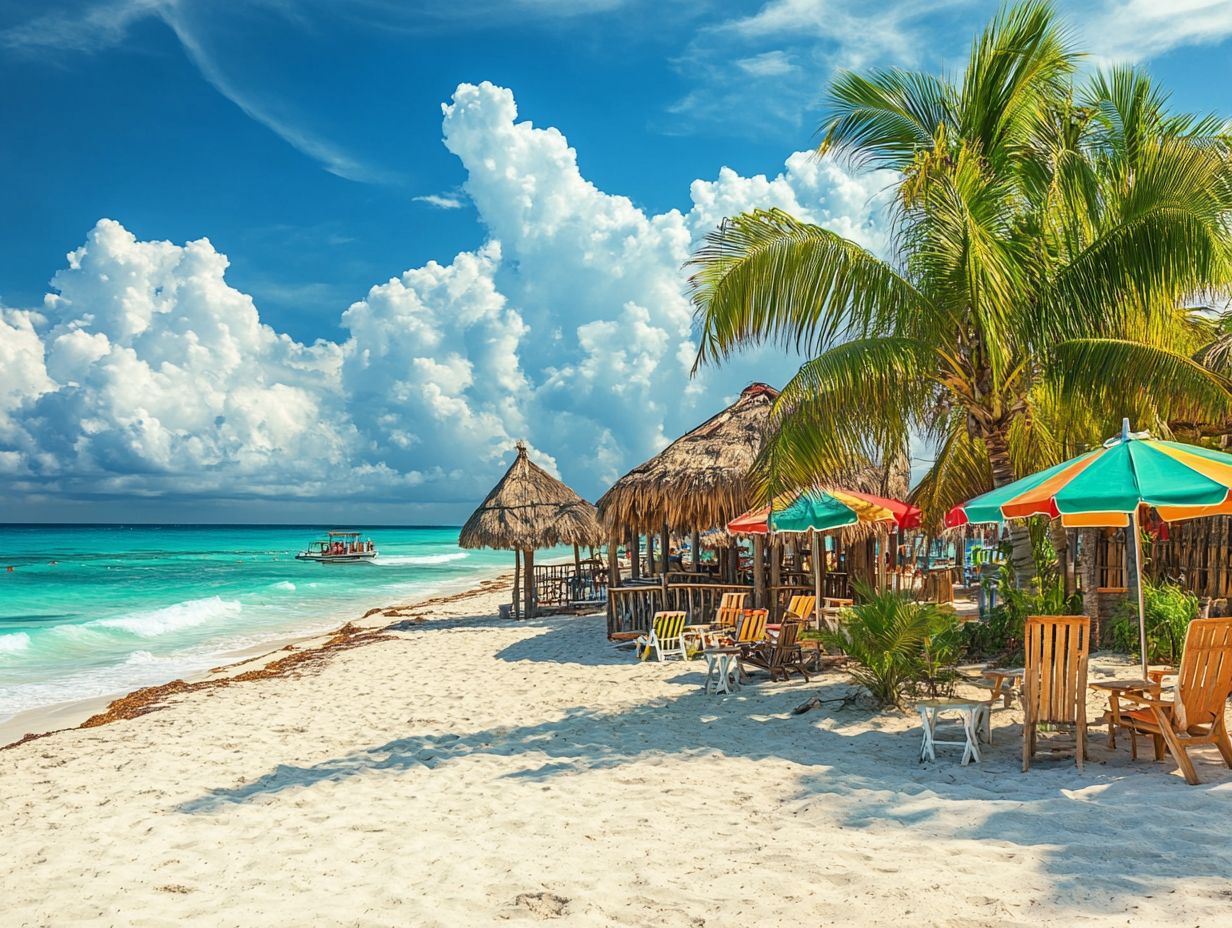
[1114,617,1232,784]
[1022,615,1090,772]
[713,592,749,630]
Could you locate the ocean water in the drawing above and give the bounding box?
[0,525,546,724]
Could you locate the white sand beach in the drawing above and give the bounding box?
[4,577,1232,927]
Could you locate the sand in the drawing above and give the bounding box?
[4,579,1232,927]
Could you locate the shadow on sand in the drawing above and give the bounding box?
[179,612,1232,909]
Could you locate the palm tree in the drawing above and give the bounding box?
[688,1,1232,587]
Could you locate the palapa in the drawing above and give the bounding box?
[597,383,779,535]
[461,441,602,618]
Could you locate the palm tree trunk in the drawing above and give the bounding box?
[985,427,1036,590]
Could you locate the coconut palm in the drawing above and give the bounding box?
[688,0,1232,586]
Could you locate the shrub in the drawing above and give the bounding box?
[822,581,962,708]
[961,563,1081,663]
[1108,580,1199,664]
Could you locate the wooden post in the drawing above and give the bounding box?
[573,543,582,573]
[512,548,521,620]
[752,533,766,609]
[523,548,536,619]
[728,539,739,582]
[606,534,620,632]
[647,533,656,577]
[769,536,782,621]
[661,521,671,575]
[691,530,701,572]
[812,531,823,627]
[630,532,640,581]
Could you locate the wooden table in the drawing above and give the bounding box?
[917,698,991,765]
[703,646,745,695]
[819,597,853,633]
[981,667,1024,708]
[1090,678,1161,749]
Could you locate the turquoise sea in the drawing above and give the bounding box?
[0,525,542,724]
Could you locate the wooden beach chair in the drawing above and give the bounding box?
[713,592,749,630]
[635,611,688,662]
[1113,617,1232,785]
[731,609,768,646]
[1022,615,1090,772]
[741,619,810,683]
[785,593,817,629]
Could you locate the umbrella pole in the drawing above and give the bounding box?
[812,531,823,628]
[1130,507,1148,678]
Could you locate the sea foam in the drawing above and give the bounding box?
[0,632,31,656]
[91,596,243,638]
[376,553,467,566]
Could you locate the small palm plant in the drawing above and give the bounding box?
[822,582,959,708]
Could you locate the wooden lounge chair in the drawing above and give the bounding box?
[1113,617,1232,785]
[741,619,810,683]
[1022,615,1090,772]
[785,594,817,623]
[713,592,749,631]
[635,611,688,662]
[768,594,817,633]
[731,608,768,646]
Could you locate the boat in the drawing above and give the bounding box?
[295,531,378,564]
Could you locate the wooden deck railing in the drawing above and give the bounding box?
[533,562,607,610]
[608,580,753,636]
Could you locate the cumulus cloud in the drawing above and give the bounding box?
[3,81,894,514]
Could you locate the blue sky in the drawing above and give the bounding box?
[3,0,1232,523]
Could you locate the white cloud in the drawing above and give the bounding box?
[412,193,467,209]
[1073,0,1232,62]
[1,1,399,185]
[18,219,358,499]
[4,82,895,512]
[736,50,799,77]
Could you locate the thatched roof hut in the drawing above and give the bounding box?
[460,442,602,551]
[597,383,779,535]
[461,441,601,619]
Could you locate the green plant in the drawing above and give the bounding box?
[821,581,962,708]
[962,560,1081,662]
[1108,580,1199,663]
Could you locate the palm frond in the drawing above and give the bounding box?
[819,68,956,172]
[688,209,926,368]
[755,337,933,497]
[1051,338,1232,430]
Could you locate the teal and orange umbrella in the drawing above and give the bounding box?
[729,488,920,535]
[948,420,1232,674]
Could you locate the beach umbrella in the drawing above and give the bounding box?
[947,419,1232,675]
[726,488,921,535]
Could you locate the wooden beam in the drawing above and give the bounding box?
[661,521,671,575]
[691,530,701,571]
[606,534,620,633]
[630,532,640,580]
[523,548,536,619]
[512,547,521,621]
[752,534,766,609]
[769,535,782,621]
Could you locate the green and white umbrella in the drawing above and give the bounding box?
[949,421,1232,675]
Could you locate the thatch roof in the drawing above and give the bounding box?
[460,442,603,551]
[597,383,779,535]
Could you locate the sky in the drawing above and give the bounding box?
[4,0,1232,524]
